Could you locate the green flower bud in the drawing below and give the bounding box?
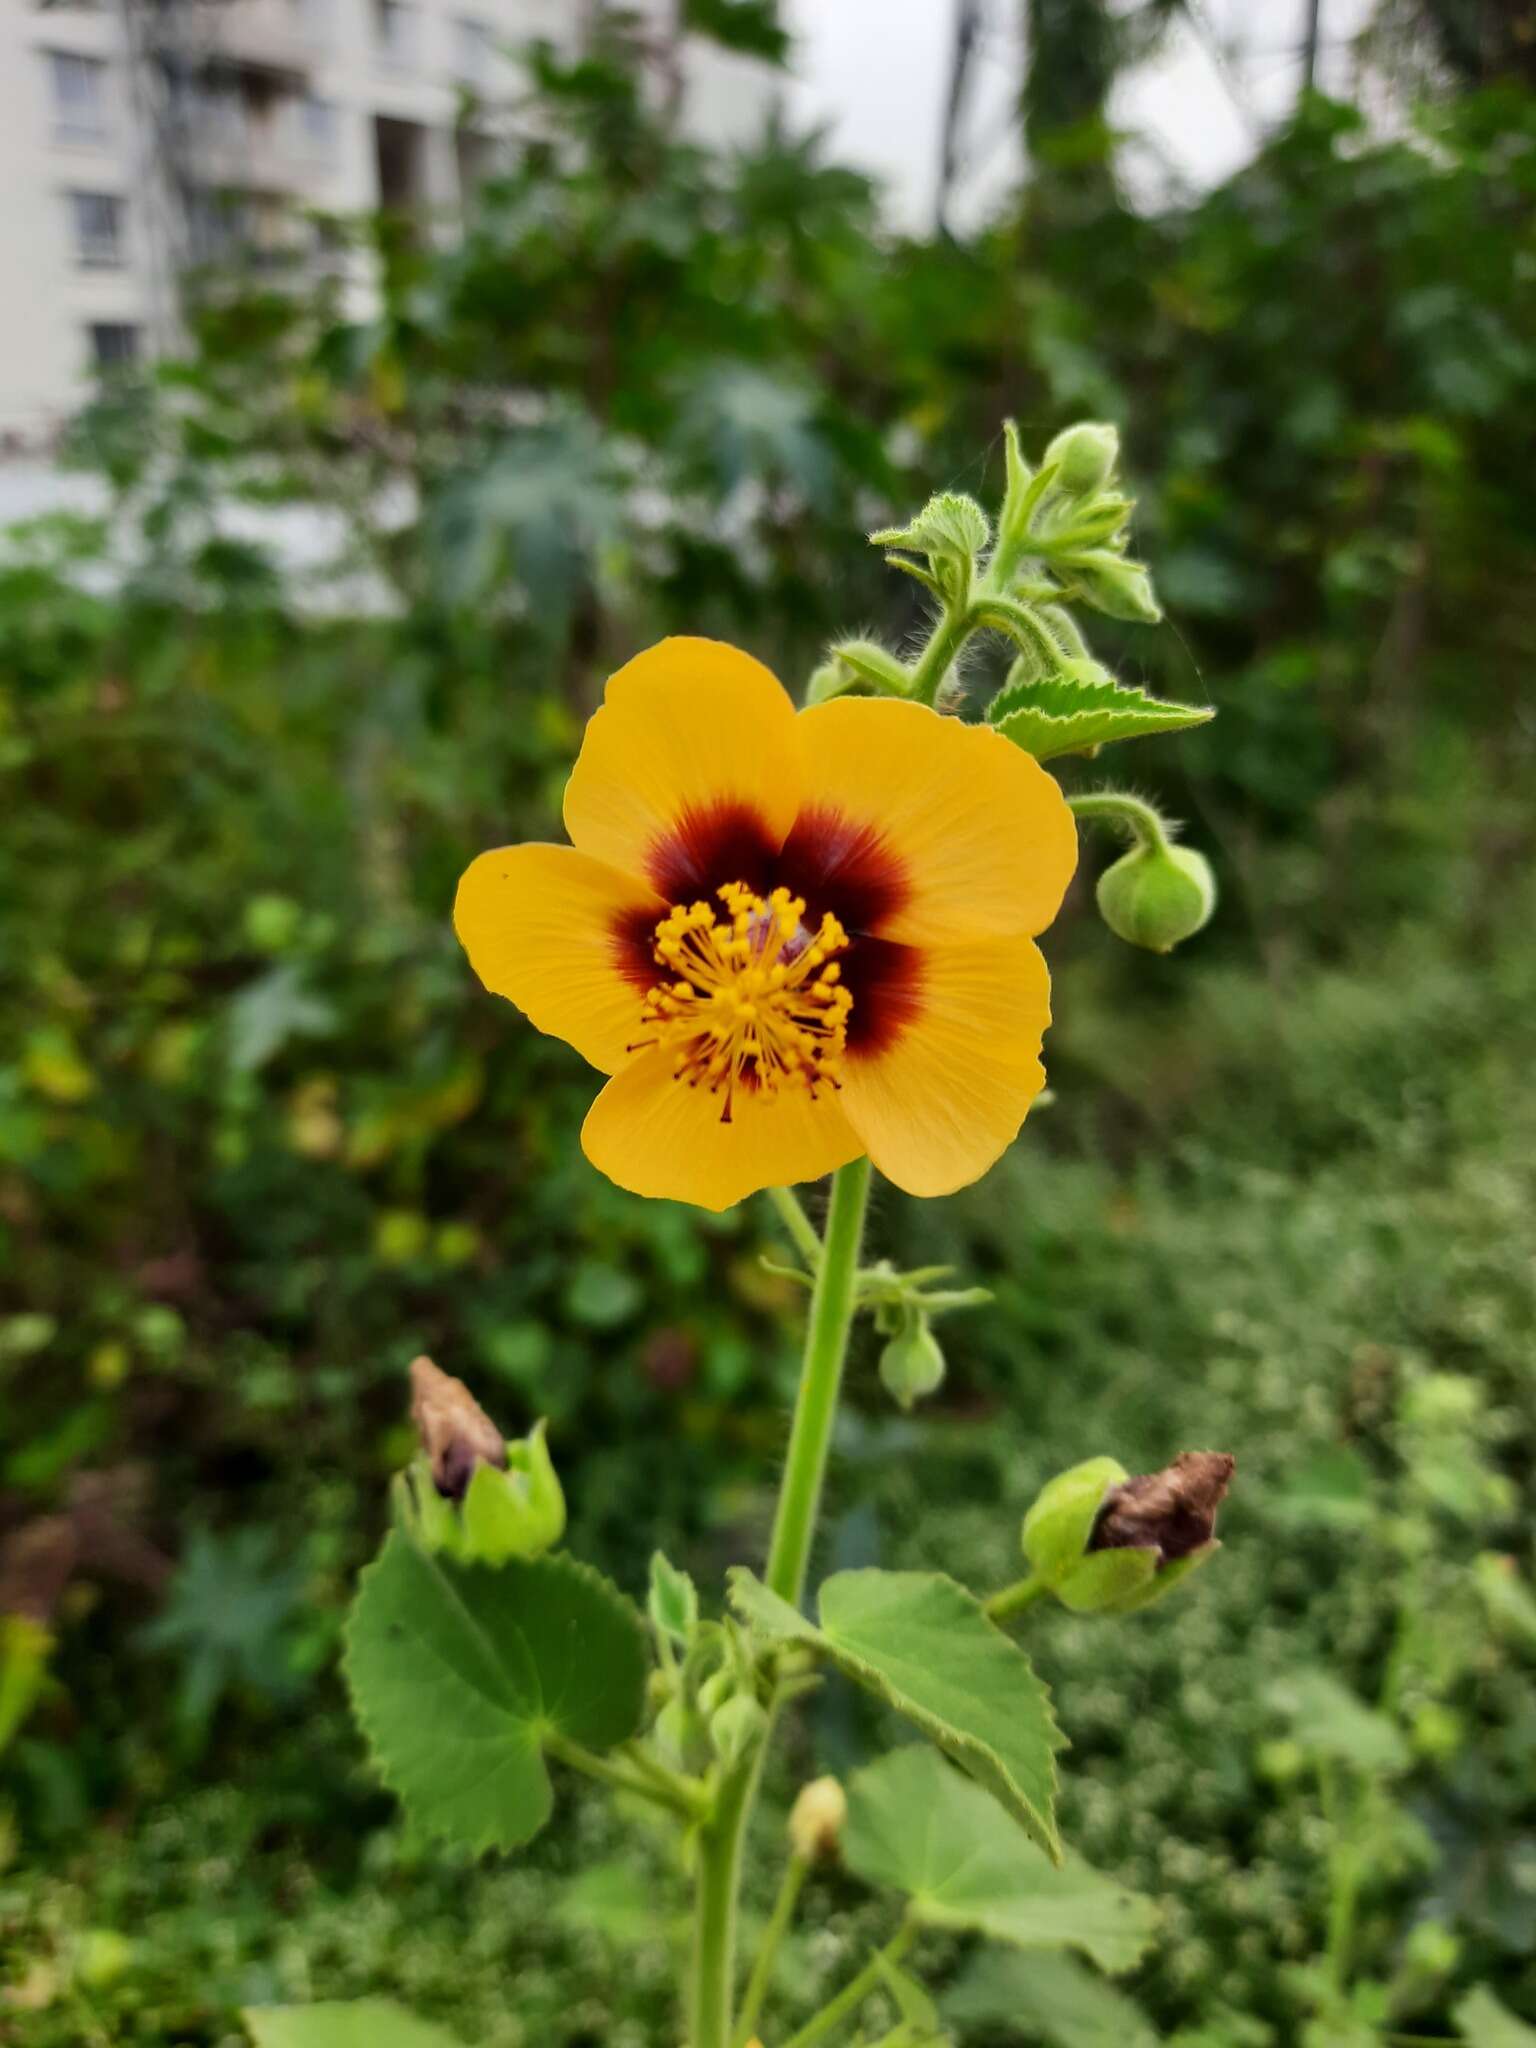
[697,1668,734,1718]
[655,1696,712,1774]
[1065,548,1161,623]
[401,1356,565,1565]
[1096,842,1216,954]
[709,1693,768,1767]
[1044,421,1119,499]
[878,1311,945,1411]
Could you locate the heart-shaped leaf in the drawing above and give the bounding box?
[729,1567,1064,1859]
[846,1747,1157,1973]
[344,1535,647,1855]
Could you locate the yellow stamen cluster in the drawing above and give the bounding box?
[633,882,852,1122]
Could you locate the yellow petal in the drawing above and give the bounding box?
[563,638,803,896]
[454,844,664,1075]
[792,698,1077,942]
[839,935,1052,1197]
[581,1049,862,1212]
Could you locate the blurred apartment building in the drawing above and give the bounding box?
[0,0,775,442]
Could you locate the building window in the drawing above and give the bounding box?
[68,190,125,268]
[88,322,140,373]
[296,94,338,155]
[455,16,493,82]
[371,0,417,65]
[47,50,109,144]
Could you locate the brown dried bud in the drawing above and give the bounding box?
[409,1355,505,1501]
[1090,1450,1234,1564]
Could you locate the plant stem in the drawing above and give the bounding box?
[1067,790,1171,852]
[765,1157,873,1606]
[906,607,971,705]
[732,1851,809,2047]
[767,1185,823,1269]
[779,1924,916,2048]
[691,1752,761,2048]
[545,1734,703,1823]
[984,1573,1049,1622]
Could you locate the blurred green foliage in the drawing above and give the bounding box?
[1,32,1535,2047]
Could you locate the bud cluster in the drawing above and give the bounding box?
[1014,1450,1234,1616]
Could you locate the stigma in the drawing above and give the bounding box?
[633,883,852,1121]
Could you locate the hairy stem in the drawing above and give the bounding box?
[1067,790,1172,852]
[690,1159,872,2045]
[765,1157,873,1605]
[545,1734,703,1822]
[767,1184,823,1269]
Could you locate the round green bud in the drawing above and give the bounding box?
[1096,842,1216,954]
[709,1694,768,1768]
[878,1313,945,1412]
[697,1668,734,1718]
[654,1696,710,1773]
[1044,421,1119,499]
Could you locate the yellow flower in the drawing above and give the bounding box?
[455,639,1077,1211]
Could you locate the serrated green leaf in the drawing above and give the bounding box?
[244,2002,466,2048]
[847,1747,1157,1973]
[729,1567,1065,1859]
[945,1950,1158,2048]
[344,1535,647,1854]
[1266,1667,1410,1775]
[1455,1987,1536,2047]
[990,662,1213,762]
[871,491,990,562]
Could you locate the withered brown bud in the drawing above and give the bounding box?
[1090,1450,1234,1564]
[409,1355,505,1501]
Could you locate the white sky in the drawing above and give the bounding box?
[784,0,1380,232]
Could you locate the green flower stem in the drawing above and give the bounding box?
[765,1156,874,1606]
[767,1185,823,1270]
[779,1923,916,2048]
[984,1573,1049,1622]
[691,1750,763,2048]
[731,1850,810,2048]
[1067,790,1171,853]
[905,607,972,706]
[545,1733,704,1823]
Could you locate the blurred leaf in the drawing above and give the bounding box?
[682,0,789,61]
[846,1746,1157,1972]
[1455,1988,1536,2047]
[945,1949,1158,2048]
[1266,1668,1410,1775]
[226,966,336,1075]
[244,2002,465,2048]
[141,1527,307,1743]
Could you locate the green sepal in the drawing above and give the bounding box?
[343,1534,647,1854]
[1054,1546,1160,1614]
[1060,548,1161,623]
[988,661,1213,762]
[1021,1457,1126,1586]
[846,1746,1158,1974]
[729,1566,1065,1859]
[1104,1539,1219,1613]
[398,1420,565,1567]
